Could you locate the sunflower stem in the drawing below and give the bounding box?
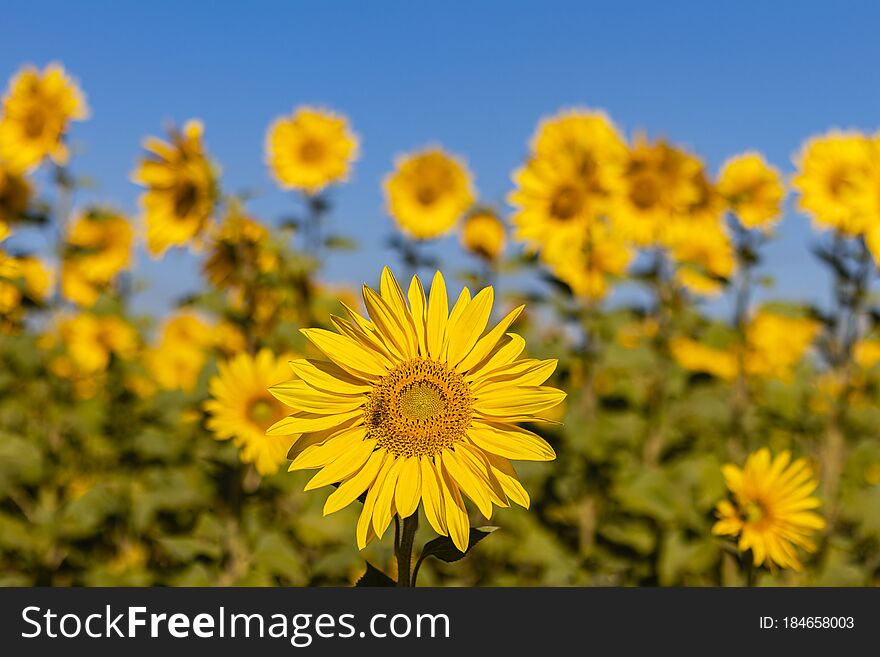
[396,513,418,587]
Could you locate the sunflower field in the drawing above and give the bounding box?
[2,60,880,589]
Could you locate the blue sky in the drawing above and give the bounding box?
[3,0,879,317]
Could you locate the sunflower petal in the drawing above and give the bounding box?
[394,456,422,519]
[323,450,388,515]
[267,409,363,436]
[301,328,388,378]
[269,379,365,414]
[473,385,566,417]
[290,425,367,470]
[408,276,429,357]
[420,456,447,534]
[288,359,372,394]
[456,305,524,373]
[304,438,375,490]
[373,456,405,538]
[441,448,493,519]
[426,271,449,359]
[441,466,471,552]
[468,420,557,461]
[482,452,530,508]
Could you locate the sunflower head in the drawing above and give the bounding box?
[203,205,277,290]
[384,148,475,240]
[205,349,292,476]
[460,209,506,262]
[713,448,825,571]
[0,63,88,171]
[266,106,359,195]
[132,120,217,257]
[267,267,563,551]
[0,163,33,224]
[718,152,785,230]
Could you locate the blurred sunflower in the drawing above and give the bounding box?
[144,311,214,391]
[203,206,277,290]
[713,448,825,571]
[792,131,873,235]
[460,209,506,262]
[131,120,217,257]
[744,310,819,380]
[44,313,138,376]
[61,209,133,307]
[0,163,32,224]
[668,221,735,297]
[609,136,703,246]
[530,108,627,164]
[266,107,359,195]
[0,63,88,171]
[670,337,737,381]
[384,147,475,239]
[718,152,785,229]
[268,267,563,551]
[205,349,292,476]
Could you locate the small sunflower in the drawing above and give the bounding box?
[0,63,88,171]
[668,221,735,297]
[460,209,506,262]
[384,147,475,240]
[131,120,217,257]
[718,152,785,230]
[205,349,292,476]
[713,448,825,571]
[203,205,277,290]
[792,131,873,235]
[266,107,359,195]
[0,163,33,224]
[61,209,133,307]
[268,267,563,551]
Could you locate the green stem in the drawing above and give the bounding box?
[395,513,418,587]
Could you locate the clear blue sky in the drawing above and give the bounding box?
[3,0,879,316]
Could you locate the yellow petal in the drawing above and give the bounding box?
[468,420,557,461]
[441,466,471,552]
[426,271,448,359]
[380,267,418,355]
[420,456,447,535]
[304,438,376,490]
[290,425,367,470]
[447,287,494,367]
[408,276,429,357]
[473,385,566,417]
[394,456,422,519]
[471,359,558,393]
[373,456,405,538]
[363,286,411,359]
[323,450,388,515]
[300,328,388,378]
[464,333,526,381]
[441,449,493,519]
[267,409,363,436]
[269,380,365,413]
[442,287,471,360]
[358,457,394,550]
[456,443,508,507]
[455,305,524,373]
[288,359,372,394]
[482,452,530,508]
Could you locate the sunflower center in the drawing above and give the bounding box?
[416,185,439,207]
[744,500,767,524]
[550,185,583,220]
[298,138,325,163]
[24,111,46,138]
[247,396,277,430]
[364,358,472,458]
[630,177,660,210]
[174,181,200,217]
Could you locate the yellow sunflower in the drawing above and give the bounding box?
[530,108,628,164]
[668,221,735,297]
[205,349,293,476]
[744,310,819,380]
[713,448,825,571]
[0,63,89,171]
[718,152,785,230]
[609,136,703,247]
[203,205,277,290]
[0,163,33,224]
[268,267,563,551]
[384,147,475,240]
[669,337,737,381]
[266,107,359,195]
[460,209,506,262]
[131,120,217,257]
[144,311,215,392]
[792,131,873,235]
[61,209,133,307]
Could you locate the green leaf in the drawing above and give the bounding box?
[355,562,396,587]
[418,526,498,564]
[324,235,358,251]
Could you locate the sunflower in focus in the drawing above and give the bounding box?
[0,163,33,224]
[61,209,133,307]
[384,147,475,240]
[205,349,293,476]
[713,448,825,571]
[268,267,563,551]
[266,107,359,195]
[541,221,633,300]
[792,131,873,235]
[460,209,506,262]
[610,136,703,246]
[718,152,785,230]
[0,63,88,171]
[132,120,217,257]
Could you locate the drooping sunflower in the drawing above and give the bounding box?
[266,106,359,195]
[61,209,133,307]
[205,349,293,476]
[792,131,873,235]
[384,147,475,240]
[0,163,33,224]
[203,205,277,290]
[0,63,89,171]
[131,120,217,257]
[718,152,785,230]
[460,209,506,262]
[268,267,563,551]
[713,448,825,571]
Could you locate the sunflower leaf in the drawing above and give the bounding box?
[418,526,498,564]
[355,561,396,587]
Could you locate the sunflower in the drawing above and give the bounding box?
[669,337,737,381]
[530,108,627,164]
[0,63,88,171]
[718,152,785,230]
[131,120,217,257]
[609,136,703,247]
[744,310,819,380]
[792,131,873,235]
[668,221,735,297]
[0,163,32,224]
[384,147,475,240]
[61,209,133,306]
[203,205,277,290]
[713,448,825,571]
[268,267,563,551]
[205,349,293,476]
[144,311,215,392]
[266,107,359,195]
[460,209,506,262]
